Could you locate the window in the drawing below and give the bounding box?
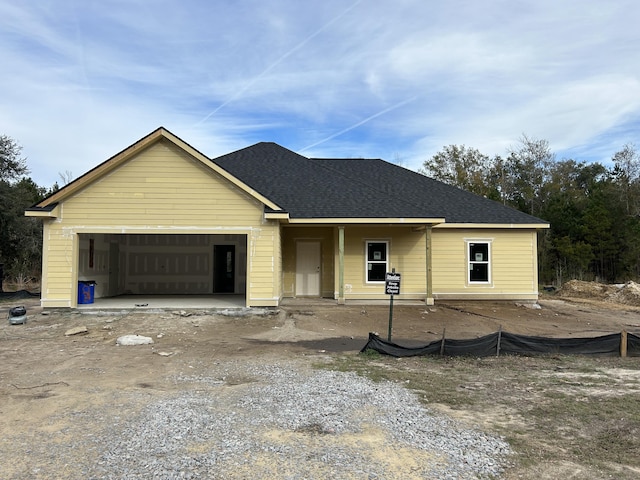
[366,241,388,282]
[468,241,490,283]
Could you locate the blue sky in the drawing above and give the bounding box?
[1,0,639,188]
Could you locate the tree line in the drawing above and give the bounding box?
[421,135,640,286]
[0,135,54,289]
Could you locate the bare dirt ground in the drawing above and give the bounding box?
[1,286,640,479]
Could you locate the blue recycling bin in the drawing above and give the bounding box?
[78,280,96,304]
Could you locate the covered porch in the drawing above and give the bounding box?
[281,223,436,305]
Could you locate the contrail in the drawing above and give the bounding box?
[299,96,418,152]
[196,0,363,125]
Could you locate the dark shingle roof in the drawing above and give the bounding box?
[213,142,547,224]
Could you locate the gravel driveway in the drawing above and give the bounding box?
[5,355,510,479]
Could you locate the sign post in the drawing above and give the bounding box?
[385,269,401,341]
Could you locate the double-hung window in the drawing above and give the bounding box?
[468,241,491,283]
[366,241,388,282]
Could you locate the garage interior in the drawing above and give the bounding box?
[76,233,248,309]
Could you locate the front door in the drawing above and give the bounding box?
[296,241,321,296]
[214,245,235,293]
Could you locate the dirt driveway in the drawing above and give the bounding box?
[1,295,639,478]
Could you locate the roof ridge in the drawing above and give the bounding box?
[212,141,307,163]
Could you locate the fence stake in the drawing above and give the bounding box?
[440,328,446,356]
[497,325,502,357]
[621,330,628,358]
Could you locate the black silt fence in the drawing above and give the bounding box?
[361,331,640,358]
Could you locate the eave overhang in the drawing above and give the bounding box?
[264,214,446,225]
[433,222,550,229]
[25,203,60,218]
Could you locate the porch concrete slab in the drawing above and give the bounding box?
[280,298,426,307]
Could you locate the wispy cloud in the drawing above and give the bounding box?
[196,0,364,124]
[0,0,639,187]
[300,96,418,151]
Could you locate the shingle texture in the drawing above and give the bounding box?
[213,142,547,224]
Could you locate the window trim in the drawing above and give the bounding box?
[466,239,492,285]
[365,240,389,284]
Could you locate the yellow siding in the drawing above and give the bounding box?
[248,224,281,306]
[61,141,262,226]
[40,139,279,308]
[329,226,539,302]
[431,228,539,300]
[39,221,76,307]
[274,225,283,302]
[340,226,426,300]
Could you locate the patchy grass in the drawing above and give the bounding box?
[323,353,640,479]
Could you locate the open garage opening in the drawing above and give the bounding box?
[77,233,248,308]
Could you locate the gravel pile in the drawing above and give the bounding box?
[17,361,512,479]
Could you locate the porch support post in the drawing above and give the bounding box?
[338,226,345,305]
[425,225,434,305]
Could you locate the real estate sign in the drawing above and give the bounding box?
[385,272,401,295]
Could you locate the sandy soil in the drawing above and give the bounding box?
[1,293,639,478]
